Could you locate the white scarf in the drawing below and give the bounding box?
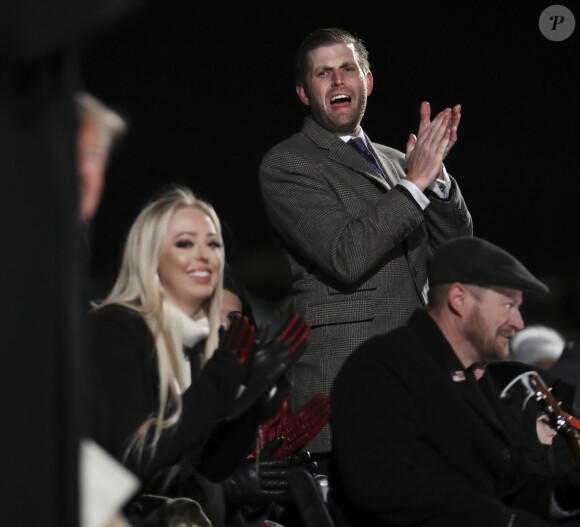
[163,300,210,348]
[163,301,210,389]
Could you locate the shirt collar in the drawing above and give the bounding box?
[340,129,366,144]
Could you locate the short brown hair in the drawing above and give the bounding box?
[295,27,370,86]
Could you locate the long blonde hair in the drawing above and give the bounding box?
[95,185,224,456]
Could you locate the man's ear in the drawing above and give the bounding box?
[365,70,374,97]
[448,283,468,316]
[296,83,310,106]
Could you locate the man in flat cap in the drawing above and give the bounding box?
[329,236,580,527]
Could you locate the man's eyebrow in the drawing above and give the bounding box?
[506,294,522,305]
[316,60,356,69]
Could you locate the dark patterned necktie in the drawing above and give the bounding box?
[348,137,386,179]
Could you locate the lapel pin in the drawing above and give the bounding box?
[451,370,466,382]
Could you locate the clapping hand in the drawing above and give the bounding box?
[217,314,256,366]
[225,314,310,421]
[405,101,461,190]
[248,313,309,385]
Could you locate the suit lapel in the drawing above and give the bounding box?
[301,117,391,190]
[329,142,391,190]
[364,136,400,189]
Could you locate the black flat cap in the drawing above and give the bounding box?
[428,236,549,296]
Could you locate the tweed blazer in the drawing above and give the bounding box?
[259,116,472,452]
[329,309,556,527]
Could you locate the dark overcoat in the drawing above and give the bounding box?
[330,309,558,527]
[90,304,258,526]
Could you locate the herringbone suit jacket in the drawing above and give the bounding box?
[259,116,472,452]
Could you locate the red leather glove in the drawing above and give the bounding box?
[256,395,292,453]
[253,393,330,458]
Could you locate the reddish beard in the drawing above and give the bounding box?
[464,306,510,363]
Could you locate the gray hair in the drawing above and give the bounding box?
[76,91,127,151]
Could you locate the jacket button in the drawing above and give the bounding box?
[501,449,512,460]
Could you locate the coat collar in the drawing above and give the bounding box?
[407,309,512,441]
[301,116,392,190]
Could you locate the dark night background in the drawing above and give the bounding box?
[80,1,580,339]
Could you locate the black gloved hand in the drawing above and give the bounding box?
[256,375,291,426]
[223,437,316,504]
[249,314,309,382]
[554,467,580,512]
[226,314,310,421]
[216,315,256,367]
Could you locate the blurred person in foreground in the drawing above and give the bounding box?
[76,91,128,222]
[0,1,139,525]
[75,91,136,527]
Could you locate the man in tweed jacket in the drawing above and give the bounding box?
[258,27,472,454]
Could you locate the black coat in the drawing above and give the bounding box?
[0,3,139,525]
[90,304,259,525]
[329,308,559,527]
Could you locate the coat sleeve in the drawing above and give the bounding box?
[423,174,473,253]
[91,305,245,483]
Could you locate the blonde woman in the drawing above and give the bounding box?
[91,186,264,526]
